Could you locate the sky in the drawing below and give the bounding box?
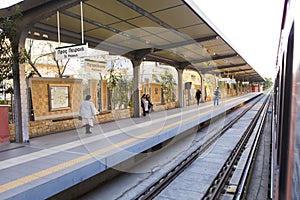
[0,0,23,9]
[192,0,285,79]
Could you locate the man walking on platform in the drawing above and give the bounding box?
[79,95,99,134]
[195,89,202,106]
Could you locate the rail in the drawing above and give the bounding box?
[234,94,271,199]
[135,95,265,200]
[203,94,270,199]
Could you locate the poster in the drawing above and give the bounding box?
[49,85,70,110]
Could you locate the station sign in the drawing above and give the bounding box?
[226,79,235,83]
[84,59,106,72]
[55,43,88,60]
[219,78,229,81]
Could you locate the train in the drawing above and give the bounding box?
[272,0,300,199]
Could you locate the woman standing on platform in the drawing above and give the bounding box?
[79,95,99,134]
[141,94,149,116]
[146,94,153,112]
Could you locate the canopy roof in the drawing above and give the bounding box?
[0,0,264,82]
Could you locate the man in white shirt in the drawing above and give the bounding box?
[79,95,99,133]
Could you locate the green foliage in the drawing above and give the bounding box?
[0,5,23,43]
[112,76,133,108]
[107,70,122,89]
[218,80,225,88]
[107,60,133,109]
[0,20,13,82]
[154,70,177,103]
[0,99,9,105]
[263,77,273,89]
[0,5,23,83]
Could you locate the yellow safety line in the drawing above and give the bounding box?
[0,108,214,193]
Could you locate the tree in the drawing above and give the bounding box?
[0,6,23,98]
[22,40,70,78]
[114,76,133,109]
[0,39,13,82]
[154,70,177,103]
[107,60,122,110]
[22,39,42,77]
[263,77,273,89]
[48,42,70,78]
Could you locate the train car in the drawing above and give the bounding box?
[272,0,300,199]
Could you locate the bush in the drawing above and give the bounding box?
[0,100,9,105]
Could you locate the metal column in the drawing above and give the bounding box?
[177,69,184,108]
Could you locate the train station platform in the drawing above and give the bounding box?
[0,93,262,200]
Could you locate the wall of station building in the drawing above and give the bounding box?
[7,76,256,141]
[8,78,176,140]
[29,77,83,120]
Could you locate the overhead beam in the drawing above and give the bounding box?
[1,0,87,27]
[60,10,155,47]
[190,53,238,65]
[145,54,180,66]
[154,35,217,52]
[117,0,195,43]
[117,0,177,30]
[31,23,133,55]
[235,74,265,82]
[201,63,247,73]
[219,68,252,75]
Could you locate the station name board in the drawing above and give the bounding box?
[84,60,106,72]
[55,43,88,60]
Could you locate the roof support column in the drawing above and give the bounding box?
[200,74,205,103]
[215,74,219,87]
[176,68,184,108]
[236,80,240,96]
[11,26,29,143]
[12,42,23,143]
[128,49,152,117]
[132,59,142,117]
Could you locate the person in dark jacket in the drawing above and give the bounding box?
[195,89,202,106]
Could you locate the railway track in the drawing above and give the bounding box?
[134,94,270,200]
[76,94,269,200]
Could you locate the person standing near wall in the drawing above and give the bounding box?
[213,86,220,106]
[195,89,202,106]
[79,95,99,134]
[141,94,148,116]
[146,94,153,112]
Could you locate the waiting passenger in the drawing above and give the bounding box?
[146,94,153,112]
[141,94,148,116]
[214,87,220,106]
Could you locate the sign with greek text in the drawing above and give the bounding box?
[84,59,106,72]
[226,79,235,83]
[55,43,88,60]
